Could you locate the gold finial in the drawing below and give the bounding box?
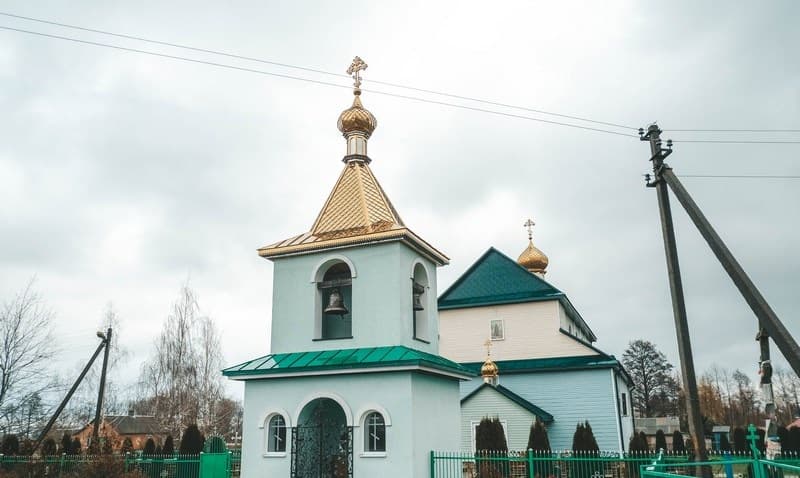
[347,56,368,90]
[481,338,499,384]
[524,218,535,241]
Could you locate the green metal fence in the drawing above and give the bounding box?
[0,450,241,477]
[430,450,800,478]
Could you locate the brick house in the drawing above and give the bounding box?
[73,413,166,452]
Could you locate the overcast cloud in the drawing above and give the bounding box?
[1,1,798,400]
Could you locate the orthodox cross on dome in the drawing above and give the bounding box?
[347,56,368,89]
[523,218,536,241]
[483,338,493,357]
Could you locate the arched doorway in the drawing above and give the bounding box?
[291,398,353,478]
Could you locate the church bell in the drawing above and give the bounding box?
[324,288,349,316]
[412,283,425,311]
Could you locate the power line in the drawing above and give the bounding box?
[669,129,800,133]
[671,139,800,144]
[679,174,800,179]
[0,24,638,139]
[0,11,637,131]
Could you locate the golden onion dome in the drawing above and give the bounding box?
[337,90,377,138]
[518,240,549,274]
[481,357,499,380]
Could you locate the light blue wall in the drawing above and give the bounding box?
[269,242,439,354]
[460,368,623,451]
[239,370,461,478]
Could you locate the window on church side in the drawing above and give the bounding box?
[317,262,353,340]
[267,415,286,453]
[364,412,386,452]
[621,393,628,416]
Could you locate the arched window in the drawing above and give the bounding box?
[267,415,286,453]
[364,412,386,453]
[412,262,430,342]
[316,261,353,340]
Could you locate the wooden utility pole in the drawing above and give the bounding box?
[641,124,709,476]
[91,327,112,448]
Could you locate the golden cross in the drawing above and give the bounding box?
[347,56,368,89]
[483,338,493,357]
[523,218,535,241]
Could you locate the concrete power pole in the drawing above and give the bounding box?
[641,124,709,476]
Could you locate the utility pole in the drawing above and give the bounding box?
[91,327,112,449]
[32,331,108,453]
[641,124,709,475]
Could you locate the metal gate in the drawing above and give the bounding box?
[290,425,353,478]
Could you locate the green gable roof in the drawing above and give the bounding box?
[223,345,474,380]
[438,247,597,342]
[438,247,562,309]
[461,383,554,423]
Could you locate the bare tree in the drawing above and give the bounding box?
[622,340,680,417]
[136,283,225,436]
[0,279,57,433]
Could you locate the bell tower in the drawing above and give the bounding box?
[258,57,448,355]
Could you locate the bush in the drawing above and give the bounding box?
[162,435,174,456]
[733,427,747,452]
[142,438,156,455]
[179,424,205,454]
[720,433,731,452]
[672,430,686,453]
[1,435,19,455]
[41,438,57,456]
[61,433,73,454]
[527,418,552,478]
[122,437,134,455]
[71,437,82,455]
[629,433,649,453]
[655,430,667,452]
[475,417,508,478]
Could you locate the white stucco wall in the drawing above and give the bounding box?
[439,301,597,363]
[239,371,461,478]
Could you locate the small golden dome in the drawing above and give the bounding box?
[518,240,549,274]
[481,357,499,380]
[337,90,377,138]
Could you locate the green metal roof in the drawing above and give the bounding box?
[461,383,553,422]
[223,345,475,379]
[460,354,631,384]
[437,247,597,342]
[438,248,563,309]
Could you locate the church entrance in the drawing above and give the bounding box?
[291,398,353,478]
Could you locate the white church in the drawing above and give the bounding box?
[224,58,634,478]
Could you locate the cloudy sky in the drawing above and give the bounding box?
[1,1,798,401]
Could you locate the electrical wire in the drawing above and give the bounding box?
[0,25,639,139]
[679,174,800,179]
[670,140,800,144]
[1,18,798,143]
[0,11,637,131]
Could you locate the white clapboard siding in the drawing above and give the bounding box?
[439,300,597,363]
[460,385,539,451]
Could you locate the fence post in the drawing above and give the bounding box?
[429,450,435,478]
[528,449,534,478]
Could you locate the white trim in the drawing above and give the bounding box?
[410,258,432,281]
[228,365,473,381]
[355,405,392,427]
[610,369,624,453]
[258,408,292,429]
[309,254,357,283]
[360,452,387,458]
[263,452,287,458]
[263,412,289,455]
[490,319,505,341]
[293,392,354,426]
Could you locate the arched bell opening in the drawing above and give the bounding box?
[292,398,353,478]
[412,262,430,342]
[314,261,353,341]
